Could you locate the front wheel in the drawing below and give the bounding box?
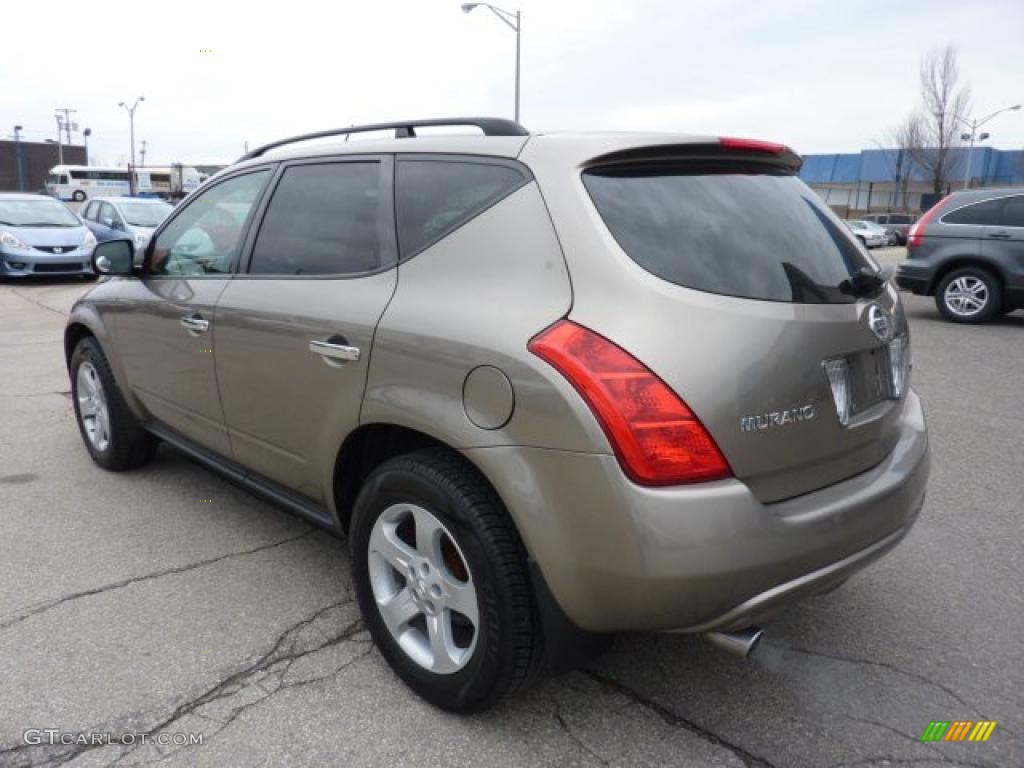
[70,337,158,470]
[935,267,1001,324]
[72,190,87,202]
[350,449,542,713]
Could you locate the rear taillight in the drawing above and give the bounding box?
[907,196,950,248]
[719,136,788,154]
[528,320,732,486]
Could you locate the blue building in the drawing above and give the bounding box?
[799,146,1024,214]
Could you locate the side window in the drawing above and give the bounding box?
[998,195,1024,227]
[395,159,528,257]
[149,170,270,276]
[82,201,96,220]
[99,203,117,228]
[59,174,69,185]
[943,198,1004,226]
[249,162,386,276]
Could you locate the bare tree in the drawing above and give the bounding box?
[876,113,925,210]
[907,44,971,194]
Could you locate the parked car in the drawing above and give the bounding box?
[844,219,888,248]
[863,213,917,245]
[65,118,930,713]
[79,197,174,255]
[0,193,97,277]
[896,188,1024,323]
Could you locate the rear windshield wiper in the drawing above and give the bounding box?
[839,266,893,298]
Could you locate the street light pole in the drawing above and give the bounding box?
[83,128,92,166]
[118,96,145,195]
[461,3,521,123]
[955,104,1022,189]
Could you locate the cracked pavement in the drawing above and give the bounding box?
[1,268,1021,767]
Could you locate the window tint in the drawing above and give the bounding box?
[249,162,386,276]
[998,195,1024,227]
[150,170,269,276]
[888,214,913,224]
[82,201,97,220]
[583,167,873,304]
[942,198,1004,226]
[396,159,527,257]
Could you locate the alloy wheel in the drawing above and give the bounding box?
[367,503,479,674]
[943,276,989,317]
[76,361,111,452]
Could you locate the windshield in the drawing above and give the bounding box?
[120,201,173,227]
[0,199,80,227]
[584,167,873,304]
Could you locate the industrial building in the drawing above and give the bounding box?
[800,145,1024,216]
[0,140,87,193]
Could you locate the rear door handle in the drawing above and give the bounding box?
[987,231,1012,239]
[309,339,361,364]
[180,314,210,334]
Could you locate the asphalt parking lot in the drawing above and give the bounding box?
[1,248,1021,768]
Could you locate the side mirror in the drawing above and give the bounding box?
[92,239,136,276]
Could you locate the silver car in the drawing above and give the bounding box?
[0,194,96,277]
[66,118,929,712]
[845,219,889,248]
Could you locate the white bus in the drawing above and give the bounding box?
[46,166,130,201]
[46,165,203,202]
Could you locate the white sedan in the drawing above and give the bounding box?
[845,219,889,248]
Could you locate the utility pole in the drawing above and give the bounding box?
[13,125,25,191]
[140,139,148,168]
[83,128,92,166]
[56,107,77,147]
[53,115,64,165]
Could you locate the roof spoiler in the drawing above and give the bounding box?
[237,117,529,162]
[585,138,803,174]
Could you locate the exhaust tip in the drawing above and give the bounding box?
[703,627,764,659]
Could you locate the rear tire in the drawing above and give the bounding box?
[350,448,542,713]
[935,266,1001,324]
[70,336,158,470]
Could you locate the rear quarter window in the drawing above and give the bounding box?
[582,166,872,304]
[941,198,1003,226]
[395,159,528,258]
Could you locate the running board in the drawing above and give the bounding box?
[145,422,338,532]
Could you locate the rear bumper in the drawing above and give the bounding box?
[896,262,932,294]
[465,390,929,633]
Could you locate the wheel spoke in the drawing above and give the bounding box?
[378,586,420,633]
[443,576,479,626]
[370,524,416,573]
[412,505,444,566]
[426,612,459,674]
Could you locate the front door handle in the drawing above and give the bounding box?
[180,314,210,335]
[987,231,1011,239]
[309,339,361,364]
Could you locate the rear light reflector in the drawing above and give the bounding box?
[887,335,910,399]
[907,196,950,248]
[528,320,732,486]
[719,136,788,154]
[823,358,852,426]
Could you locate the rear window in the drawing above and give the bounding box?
[1000,195,1024,227]
[888,214,913,224]
[583,167,872,304]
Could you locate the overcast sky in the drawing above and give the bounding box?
[3,0,1022,166]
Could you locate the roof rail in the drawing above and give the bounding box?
[237,117,529,162]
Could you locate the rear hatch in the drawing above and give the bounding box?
[576,143,910,502]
